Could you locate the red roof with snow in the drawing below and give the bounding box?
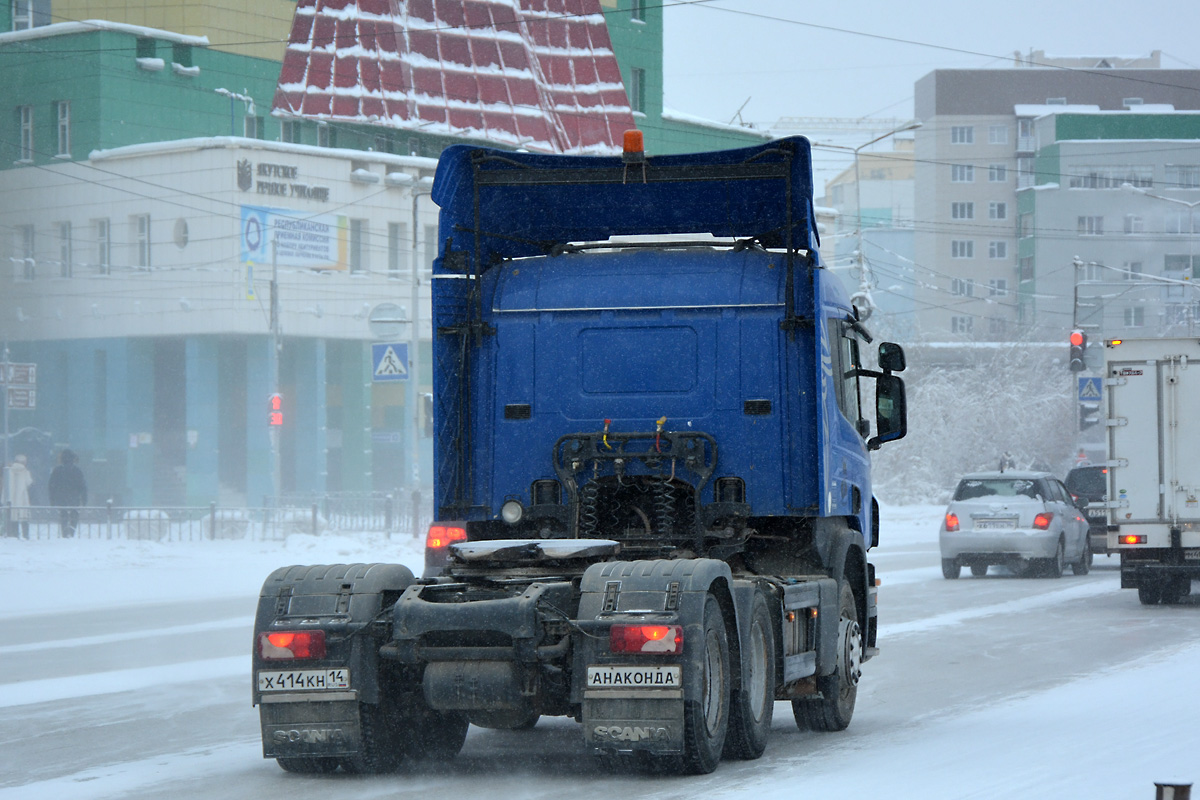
[273,0,637,154]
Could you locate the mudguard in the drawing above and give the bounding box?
[253,563,416,708]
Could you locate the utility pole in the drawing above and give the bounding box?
[270,236,281,504]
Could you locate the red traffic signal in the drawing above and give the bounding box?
[1069,330,1087,372]
[268,393,283,426]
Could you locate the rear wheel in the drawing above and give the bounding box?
[407,710,470,760]
[1072,540,1091,576]
[970,564,988,577]
[792,581,860,732]
[676,594,730,774]
[941,559,961,579]
[339,701,405,774]
[724,593,775,760]
[1137,580,1164,605]
[1040,540,1064,579]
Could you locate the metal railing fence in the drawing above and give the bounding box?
[2,493,432,542]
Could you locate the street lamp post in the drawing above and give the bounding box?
[1122,183,1200,335]
[851,121,922,320]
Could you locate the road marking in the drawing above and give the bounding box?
[878,580,1114,638]
[0,655,246,709]
[0,617,253,655]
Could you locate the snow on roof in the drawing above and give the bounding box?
[88,135,440,171]
[272,0,637,155]
[1013,104,1101,117]
[661,106,772,138]
[0,20,209,47]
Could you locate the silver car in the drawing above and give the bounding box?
[939,471,1091,579]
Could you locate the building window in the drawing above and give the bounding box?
[1017,157,1035,188]
[17,104,33,161]
[1165,164,1200,189]
[951,315,974,334]
[988,317,1007,335]
[988,125,1008,145]
[950,126,974,144]
[172,43,193,68]
[951,277,975,296]
[1077,216,1104,236]
[1124,214,1144,234]
[951,164,974,183]
[1081,262,1104,282]
[1123,261,1143,280]
[317,123,333,148]
[134,214,151,268]
[1018,213,1032,238]
[11,0,48,29]
[349,219,368,272]
[282,120,302,143]
[1165,212,1200,234]
[55,101,70,157]
[988,241,1008,259]
[387,222,409,278]
[1123,97,1143,107]
[631,0,646,21]
[96,218,110,274]
[136,37,156,59]
[58,221,71,277]
[1069,165,1152,189]
[989,202,1007,220]
[629,67,646,113]
[951,240,974,259]
[951,202,974,220]
[988,278,1008,296]
[1046,97,1067,105]
[1123,306,1144,328]
[424,224,439,273]
[244,114,264,139]
[15,224,34,279]
[988,164,1007,183]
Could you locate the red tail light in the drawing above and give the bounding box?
[1033,512,1053,530]
[259,630,326,660]
[426,524,467,550]
[610,624,683,655]
[944,512,960,532]
[1120,534,1146,545]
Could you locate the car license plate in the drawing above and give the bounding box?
[587,665,681,689]
[258,669,350,692]
[974,519,1016,531]
[1087,509,1106,519]
[1185,550,1200,561]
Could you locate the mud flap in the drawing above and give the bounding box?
[260,697,361,759]
[583,693,686,756]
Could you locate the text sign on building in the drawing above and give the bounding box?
[7,387,36,410]
[240,205,347,271]
[372,343,409,382]
[2,363,36,385]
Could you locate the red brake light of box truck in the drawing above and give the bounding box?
[259,630,326,660]
[1121,534,1146,545]
[944,513,960,532]
[610,624,683,655]
[1033,512,1053,530]
[426,525,467,550]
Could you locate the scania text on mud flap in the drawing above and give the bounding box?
[253,135,909,775]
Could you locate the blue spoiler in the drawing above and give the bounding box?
[430,136,819,274]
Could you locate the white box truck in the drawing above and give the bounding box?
[1104,337,1200,604]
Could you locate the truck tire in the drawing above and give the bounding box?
[276,757,339,774]
[792,581,859,732]
[1137,580,1164,605]
[1142,576,1190,605]
[724,593,775,760]
[339,701,405,774]
[677,593,730,774]
[941,559,961,579]
[408,710,470,759]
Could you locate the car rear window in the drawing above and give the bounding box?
[1066,467,1106,497]
[954,479,1041,501]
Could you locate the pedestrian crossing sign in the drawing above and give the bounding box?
[1078,376,1101,401]
[372,342,409,382]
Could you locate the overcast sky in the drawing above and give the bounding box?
[661,0,1200,188]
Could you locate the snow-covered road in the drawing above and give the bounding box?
[1,505,1195,799]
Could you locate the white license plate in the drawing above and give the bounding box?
[258,669,350,692]
[587,665,681,689]
[974,519,1016,531]
[1185,550,1200,561]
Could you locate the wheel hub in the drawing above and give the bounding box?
[837,618,862,687]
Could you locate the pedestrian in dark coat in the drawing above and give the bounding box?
[48,449,87,538]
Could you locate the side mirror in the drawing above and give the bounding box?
[878,342,906,373]
[868,374,907,450]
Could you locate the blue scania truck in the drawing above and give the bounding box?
[252,135,908,775]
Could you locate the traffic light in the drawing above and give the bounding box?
[1069,330,1087,372]
[268,393,283,426]
[1079,402,1101,431]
